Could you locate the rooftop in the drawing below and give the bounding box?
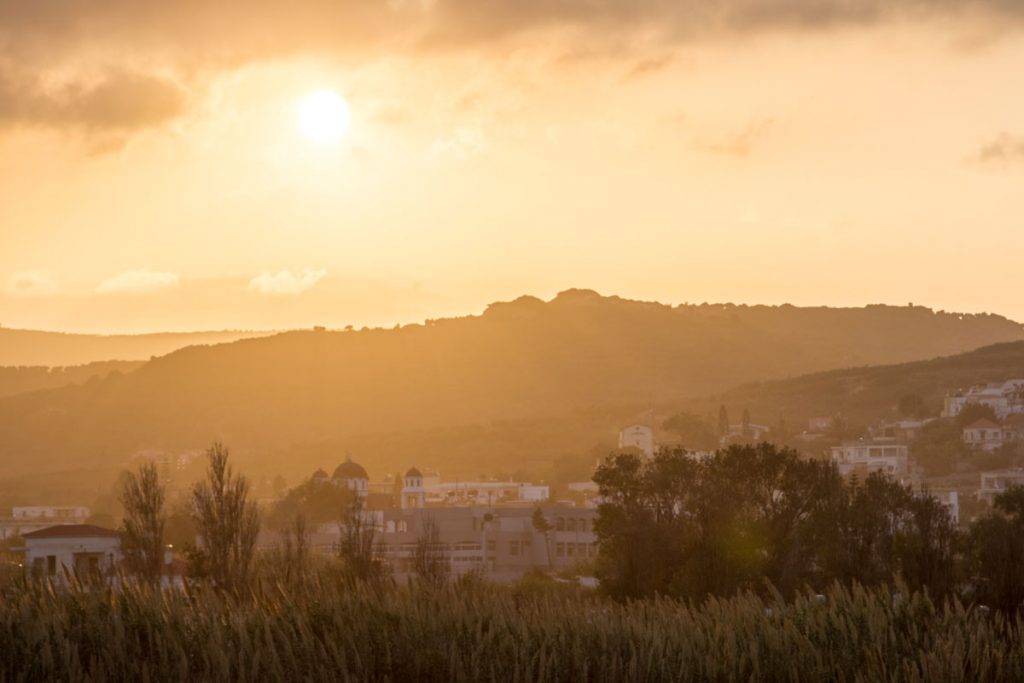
[22,524,120,540]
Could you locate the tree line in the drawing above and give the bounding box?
[116,441,449,591]
[593,443,1024,613]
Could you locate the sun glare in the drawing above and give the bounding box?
[297,89,350,144]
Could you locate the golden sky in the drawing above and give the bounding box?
[1,1,1023,332]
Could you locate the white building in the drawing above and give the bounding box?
[943,380,1024,419]
[1,506,91,540]
[427,481,550,506]
[930,490,960,525]
[401,467,426,510]
[23,525,121,584]
[979,470,1024,504]
[12,506,90,520]
[619,424,654,457]
[963,419,1004,451]
[831,441,910,478]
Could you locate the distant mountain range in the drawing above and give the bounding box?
[0,327,271,366]
[0,361,143,399]
[0,290,1020,479]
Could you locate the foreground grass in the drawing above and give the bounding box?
[1,576,1022,682]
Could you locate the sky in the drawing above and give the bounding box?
[0,0,1023,333]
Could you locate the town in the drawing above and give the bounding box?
[3,376,1022,589]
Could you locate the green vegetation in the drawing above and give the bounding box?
[592,444,1024,617]
[2,575,1024,681]
[594,444,957,600]
[674,340,1024,436]
[0,360,144,398]
[1,295,1020,483]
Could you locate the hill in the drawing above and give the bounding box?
[0,327,271,366]
[672,340,1024,434]
[0,290,1020,480]
[0,361,144,399]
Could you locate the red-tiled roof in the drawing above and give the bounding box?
[965,419,1001,430]
[22,524,120,540]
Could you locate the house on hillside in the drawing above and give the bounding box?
[722,422,771,446]
[943,380,1024,419]
[873,419,934,442]
[1003,414,1024,442]
[23,525,121,585]
[619,425,654,457]
[979,470,1024,504]
[963,419,1004,452]
[831,441,913,481]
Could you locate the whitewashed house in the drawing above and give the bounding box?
[831,441,911,478]
[23,525,121,584]
[979,470,1024,504]
[619,425,655,457]
[963,419,1004,452]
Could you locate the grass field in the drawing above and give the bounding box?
[2,573,1022,682]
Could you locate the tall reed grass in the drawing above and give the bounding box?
[1,574,1021,682]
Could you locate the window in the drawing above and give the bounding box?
[510,540,520,557]
[556,543,565,557]
[486,540,495,553]
[567,544,575,557]
[578,519,588,532]
[556,518,565,531]
[47,555,57,576]
[398,520,408,533]
[567,519,576,532]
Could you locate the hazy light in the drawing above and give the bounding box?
[297,89,350,144]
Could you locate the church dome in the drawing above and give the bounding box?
[311,468,329,481]
[333,459,368,481]
[404,467,423,478]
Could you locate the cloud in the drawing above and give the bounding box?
[697,118,776,158]
[248,269,327,295]
[623,55,674,81]
[96,269,180,294]
[977,133,1024,165]
[5,270,57,297]
[0,66,186,134]
[0,0,1020,141]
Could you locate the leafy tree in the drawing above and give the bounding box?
[662,412,717,450]
[275,513,309,586]
[336,495,386,584]
[268,477,351,530]
[594,443,958,601]
[532,507,554,571]
[966,486,1024,613]
[190,442,260,590]
[120,462,167,585]
[957,403,999,427]
[898,393,926,417]
[412,515,449,588]
[717,405,730,438]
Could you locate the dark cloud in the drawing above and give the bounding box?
[0,66,186,132]
[0,0,1020,135]
[977,133,1024,165]
[1,0,1021,64]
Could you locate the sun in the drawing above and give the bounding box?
[297,89,350,144]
